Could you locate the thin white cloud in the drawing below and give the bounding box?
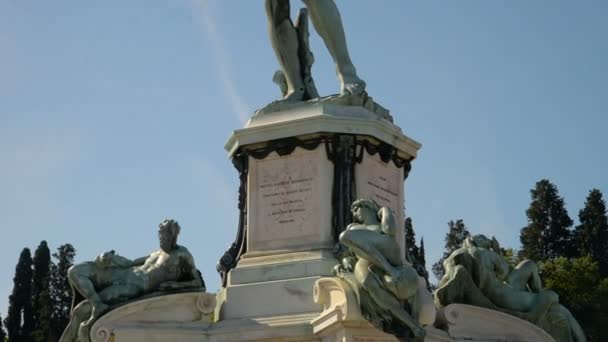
[188,0,251,124]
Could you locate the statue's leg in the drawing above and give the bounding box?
[558,305,587,342]
[303,0,366,95]
[363,274,425,339]
[526,290,559,323]
[98,283,141,304]
[77,284,141,340]
[506,259,542,292]
[265,0,305,101]
[59,301,91,342]
[339,229,399,277]
[67,264,109,324]
[435,265,499,310]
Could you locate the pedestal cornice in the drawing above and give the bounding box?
[225,104,421,159]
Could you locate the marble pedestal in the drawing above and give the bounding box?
[216,103,421,338]
[89,292,216,342]
[435,304,555,342]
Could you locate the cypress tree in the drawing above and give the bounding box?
[403,218,429,284]
[574,189,608,276]
[520,179,573,261]
[432,219,470,280]
[31,241,52,342]
[0,313,6,342]
[419,237,427,269]
[50,244,76,339]
[418,237,430,288]
[404,217,420,261]
[5,248,33,341]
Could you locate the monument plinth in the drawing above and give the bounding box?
[216,103,421,331]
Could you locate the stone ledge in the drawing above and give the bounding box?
[90,292,216,342]
[436,304,555,342]
[225,104,421,159]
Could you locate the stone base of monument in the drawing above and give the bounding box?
[217,250,337,320]
[311,277,449,342]
[201,103,420,341]
[435,304,555,342]
[89,292,216,342]
[87,286,553,342]
[311,278,555,342]
[217,103,420,323]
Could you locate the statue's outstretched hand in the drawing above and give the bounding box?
[94,250,132,268]
[95,250,116,268]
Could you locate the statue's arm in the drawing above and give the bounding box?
[492,252,510,280]
[130,255,148,266]
[159,251,205,291]
[378,207,396,236]
[95,250,133,268]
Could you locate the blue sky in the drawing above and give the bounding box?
[1,1,607,316]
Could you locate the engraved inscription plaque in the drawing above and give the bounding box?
[356,151,405,256]
[248,147,333,251]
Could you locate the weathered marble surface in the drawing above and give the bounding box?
[90,292,215,342]
[226,104,419,159]
[312,277,449,342]
[436,304,554,342]
[218,104,421,333]
[247,147,333,252]
[256,92,391,120]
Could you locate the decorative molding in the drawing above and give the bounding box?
[311,277,364,334]
[217,153,248,287]
[327,135,357,242]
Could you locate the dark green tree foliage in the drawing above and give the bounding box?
[574,189,608,276]
[31,241,52,342]
[541,256,607,341]
[418,237,430,288]
[403,218,430,285]
[0,313,6,342]
[5,248,33,341]
[404,218,420,262]
[432,219,470,280]
[519,179,574,261]
[500,247,520,271]
[50,244,76,339]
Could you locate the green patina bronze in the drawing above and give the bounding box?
[265,0,366,101]
[435,234,586,342]
[60,219,205,342]
[335,199,432,341]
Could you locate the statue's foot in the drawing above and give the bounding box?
[410,324,426,341]
[90,302,109,322]
[78,303,109,341]
[282,88,305,102]
[341,76,366,96]
[77,323,90,342]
